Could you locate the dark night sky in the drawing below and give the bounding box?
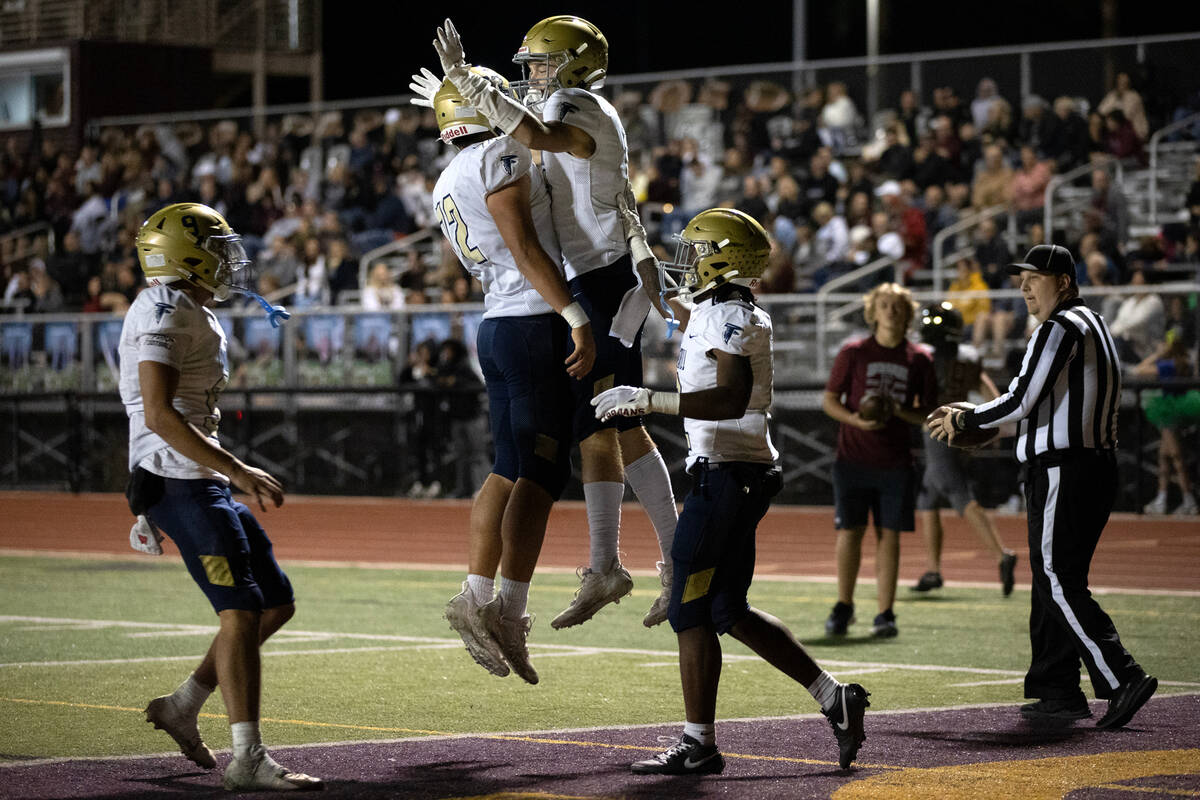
[321,1,1200,101]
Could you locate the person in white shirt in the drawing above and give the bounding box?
[120,202,319,792]
[430,71,595,685]
[418,16,680,629]
[591,208,870,775]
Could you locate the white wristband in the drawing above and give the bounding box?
[648,390,680,416]
[561,301,589,329]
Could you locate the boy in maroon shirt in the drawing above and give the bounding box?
[822,282,937,637]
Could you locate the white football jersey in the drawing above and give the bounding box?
[119,284,230,481]
[433,137,563,318]
[677,295,778,469]
[541,88,630,280]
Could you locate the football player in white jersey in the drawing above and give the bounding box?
[119,202,321,791]
[421,16,680,630]
[591,209,871,774]
[431,71,596,685]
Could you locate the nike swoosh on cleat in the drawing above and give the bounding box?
[835,690,851,731]
[684,752,717,769]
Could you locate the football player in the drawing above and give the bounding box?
[417,16,679,629]
[591,208,871,774]
[913,302,1018,595]
[120,202,321,791]
[431,70,595,685]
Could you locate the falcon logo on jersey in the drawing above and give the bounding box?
[558,102,580,120]
[722,323,743,344]
[500,155,520,176]
[154,302,176,322]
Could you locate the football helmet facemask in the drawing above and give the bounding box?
[136,203,252,302]
[511,15,608,108]
[919,301,964,347]
[661,208,771,303]
[435,66,512,144]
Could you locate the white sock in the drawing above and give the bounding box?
[173,673,213,716]
[624,449,678,563]
[230,720,262,760]
[584,481,625,571]
[498,576,530,619]
[467,574,494,606]
[683,720,715,747]
[808,670,842,713]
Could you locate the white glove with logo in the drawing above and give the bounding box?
[432,18,527,135]
[591,385,680,421]
[408,67,441,108]
[129,514,164,556]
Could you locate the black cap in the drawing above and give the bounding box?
[1007,244,1076,280]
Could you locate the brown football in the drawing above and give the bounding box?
[929,401,999,449]
[858,394,892,422]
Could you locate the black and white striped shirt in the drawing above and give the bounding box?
[964,298,1121,464]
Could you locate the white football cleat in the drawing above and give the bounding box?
[551,558,634,629]
[444,582,509,677]
[144,695,215,769]
[222,745,323,791]
[478,597,538,685]
[642,562,672,628]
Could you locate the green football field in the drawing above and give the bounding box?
[1,553,1197,762]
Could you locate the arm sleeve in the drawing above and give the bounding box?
[964,319,1075,430]
[480,141,533,195]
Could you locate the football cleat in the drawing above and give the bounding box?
[144,695,215,769]
[824,683,870,769]
[222,744,323,791]
[631,734,725,775]
[551,559,634,629]
[444,583,509,678]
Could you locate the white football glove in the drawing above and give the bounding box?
[592,386,650,421]
[408,67,441,109]
[129,514,163,556]
[433,18,467,78]
[591,386,681,421]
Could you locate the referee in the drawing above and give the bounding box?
[928,244,1157,730]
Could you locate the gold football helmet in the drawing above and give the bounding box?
[136,203,251,302]
[663,208,771,300]
[435,66,511,144]
[511,16,608,106]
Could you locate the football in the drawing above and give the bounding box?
[858,393,893,423]
[926,402,999,449]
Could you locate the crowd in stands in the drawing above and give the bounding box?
[2,69,1198,374]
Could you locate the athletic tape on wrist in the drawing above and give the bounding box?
[649,390,680,416]
[561,301,589,329]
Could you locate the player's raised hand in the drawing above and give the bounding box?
[230,462,285,511]
[565,324,595,379]
[408,67,442,108]
[434,18,467,77]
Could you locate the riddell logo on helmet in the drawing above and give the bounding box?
[440,125,469,142]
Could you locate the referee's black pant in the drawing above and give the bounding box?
[1023,449,1142,702]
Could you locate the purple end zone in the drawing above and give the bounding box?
[5,694,1197,799]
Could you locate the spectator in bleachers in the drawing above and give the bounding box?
[973,216,1012,293]
[1017,96,1057,156]
[1136,327,1198,516]
[871,123,913,181]
[800,150,842,215]
[1009,144,1053,230]
[679,139,723,215]
[970,143,1012,211]
[1098,71,1149,142]
[897,89,933,144]
[909,131,956,190]
[820,81,862,154]
[1046,96,1091,173]
[326,238,359,304]
[981,95,1015,144]
[933,85,971,129]
[1083,251,1123,322]
[1103,109,1145,165]
[1109,269,1165,364]
[812,200,850,270]
[877,180,926,283]
[1087,168,1129,247]
[970,78,1003,130]
[1086,110,1108,159]
[922,184,959,262]
[360,262,406,311]
[946,256,990,338]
